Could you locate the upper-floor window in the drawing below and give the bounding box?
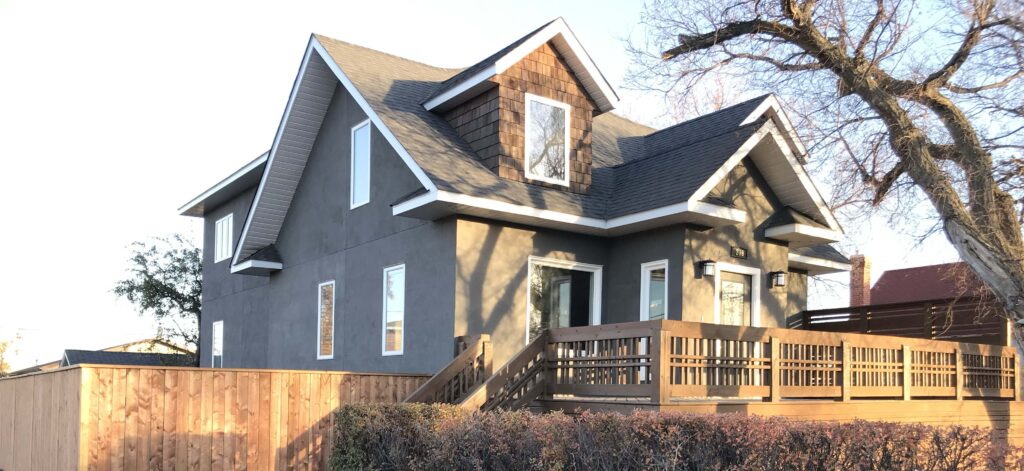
[214,214,233,262]
[640,260,668,321]
[317,281,335,360]
[211,320,224,367]
[350,120,371,208]
[382,264,405,355]
[524,93,570,186]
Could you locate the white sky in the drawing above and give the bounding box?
[0,0,958,370]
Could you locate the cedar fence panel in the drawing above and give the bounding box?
[0,365,428,471]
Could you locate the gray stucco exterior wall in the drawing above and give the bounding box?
[199,83,456,374]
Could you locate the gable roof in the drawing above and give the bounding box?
[870,262,989,304]
[218,21,843,273]
[178,152,267,217]
[423,17,618,113]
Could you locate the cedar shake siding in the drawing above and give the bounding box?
[444,42,596,194]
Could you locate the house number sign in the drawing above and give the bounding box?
[730,246,748,259]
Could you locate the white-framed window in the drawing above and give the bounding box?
[523,93,571,186]
[640,260,668,321]
[214,214,233,262]
[211,320,224,368]
[350,119,372,209]
[317,281,335,360]
[382,264,405,356]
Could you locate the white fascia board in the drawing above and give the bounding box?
[311,38,436,193]
[740,95,807,157]
[788,253,851,274]
[393,190,745,234]
[424,18,619,112]
[687,120,842,233]
[177,152,268,216]
[230,259,283,274]
[765,223,842,243]
[422,65,497,111]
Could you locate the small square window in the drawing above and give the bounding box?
[524,93,570,186]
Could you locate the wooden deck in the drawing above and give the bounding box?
[412,319,1021,444]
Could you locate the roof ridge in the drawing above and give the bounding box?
[313,34,464,75]
[880,261,966,273]
[643,93,772,140]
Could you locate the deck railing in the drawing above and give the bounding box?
[545,320,1019,404]
[405,335,492,404]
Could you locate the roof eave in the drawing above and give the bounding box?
[177,152,269,217]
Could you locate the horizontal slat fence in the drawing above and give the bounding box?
[0,365,428,471]
[794,297,1012,346]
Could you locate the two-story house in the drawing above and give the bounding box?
[179,18,850,374]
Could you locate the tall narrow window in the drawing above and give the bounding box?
[211,320,224,367]
[382,264,405,355]
[640,260,668,321]
[317,281,335,360]
[214,214,233,262]
[523,93,570,186]
[350,120,371,208]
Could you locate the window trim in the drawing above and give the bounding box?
[211,320,224,368]
[316,280,336,360]
[381,264,406,356]
[523,93,571,186]
[639,259,669,321]
[214,214,234,263]
[350,119,372,209]
[523,255,603,346]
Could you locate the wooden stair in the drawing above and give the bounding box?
[405,332,550,411]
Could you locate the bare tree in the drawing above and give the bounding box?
[629,0,1024,342]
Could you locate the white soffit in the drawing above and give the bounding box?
[765,223,843,247]
[423,18,619,113]
[177,152,268,217]
[788,253,851,275]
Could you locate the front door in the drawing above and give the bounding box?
[719,271,752,326]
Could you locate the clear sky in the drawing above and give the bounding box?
[0,0,959,370]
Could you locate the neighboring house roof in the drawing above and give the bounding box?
[870,262,989,304]
[7,339,195,376]
[60,350,193,368]
[179,18,845,275]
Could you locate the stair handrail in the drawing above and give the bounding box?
[460,331,549,411]
[405,334,492,404]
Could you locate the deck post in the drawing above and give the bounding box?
[650,327,666,405]
[902,345,912,400]
[955,347,964,400]
[1014,350,1020,401]
[841,341,851,401]
[480,335,493,379]
[769,336,781,402]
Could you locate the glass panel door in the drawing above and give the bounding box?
[529,265,593,342]
[719,271,751,326]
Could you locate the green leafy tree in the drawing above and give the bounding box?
[0,334,19,377]
[114,234,201,364]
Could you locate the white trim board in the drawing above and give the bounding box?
[712,262,762,327]
[524,255,603,345]
[316,280,336,360]
[423,18,619,113]
[639,259,669,321]
[393,190,747,236]
[178,152,268,216]
[788,253,852,275]
[229,259,283,274]
[765,223,842,246]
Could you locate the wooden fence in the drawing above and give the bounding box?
[0,365,428,471]
[793,297,1013,346]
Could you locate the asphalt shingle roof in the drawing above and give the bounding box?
[791,244,850,264]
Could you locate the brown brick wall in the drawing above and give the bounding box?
[443,41,596,194]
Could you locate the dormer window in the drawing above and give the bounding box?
[524,93,570,186]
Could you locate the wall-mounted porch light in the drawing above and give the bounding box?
[700,260,716,277]
[771,271,787,287]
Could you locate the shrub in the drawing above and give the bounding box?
[331,404,1021,471]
